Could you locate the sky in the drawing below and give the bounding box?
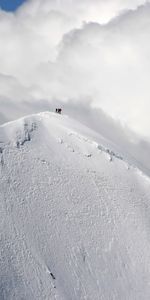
[0,0,26,11]
[0,0,150,154]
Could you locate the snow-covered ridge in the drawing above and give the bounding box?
[1,112,150,300]
[0,111,124,164]
[0,111,148,180]
[0,112,132,165]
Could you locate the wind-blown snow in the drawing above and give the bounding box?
[0,112,150,300]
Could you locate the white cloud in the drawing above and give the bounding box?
[18,0,150,24]
[0,0,150,142]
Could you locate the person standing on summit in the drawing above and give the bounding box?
[55,108,62,114]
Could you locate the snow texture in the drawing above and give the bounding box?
[0,112,150,300]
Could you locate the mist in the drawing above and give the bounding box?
[0,0,150,168]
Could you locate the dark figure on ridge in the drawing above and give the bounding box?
[55,108,62,114]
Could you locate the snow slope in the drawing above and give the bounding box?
[0,112,150,300]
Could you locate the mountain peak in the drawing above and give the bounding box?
[0,111,150,299]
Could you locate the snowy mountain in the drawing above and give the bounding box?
[0,112,150,300]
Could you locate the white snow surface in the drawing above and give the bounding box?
[0,112,150,300]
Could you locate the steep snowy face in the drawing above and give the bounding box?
[0,112,150,300]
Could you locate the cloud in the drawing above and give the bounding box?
[54,4,150,137]
[0,0,150,146]
[18,0,150,24]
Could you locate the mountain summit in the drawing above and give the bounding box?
[0,112,150,300]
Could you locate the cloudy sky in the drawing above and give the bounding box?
[0,0,150,146]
